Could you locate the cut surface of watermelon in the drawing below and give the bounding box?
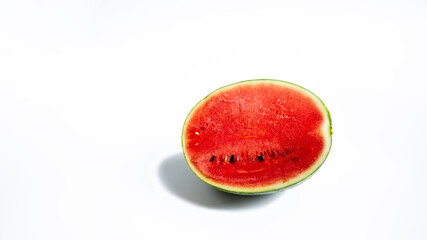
[182,79,332,194]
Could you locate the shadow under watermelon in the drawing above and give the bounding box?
[158,153,283,210]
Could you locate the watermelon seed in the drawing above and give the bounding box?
[210,156,215,162]
[230,155,235,163]
[257,155,264,162]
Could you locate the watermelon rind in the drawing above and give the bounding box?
[182,79,332,195]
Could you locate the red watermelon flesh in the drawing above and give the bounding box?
[182,80,332,194]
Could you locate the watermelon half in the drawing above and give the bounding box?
[182,79,332,195]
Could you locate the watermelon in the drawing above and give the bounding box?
[182,79,332,195]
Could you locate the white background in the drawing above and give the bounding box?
[1,0,426,239]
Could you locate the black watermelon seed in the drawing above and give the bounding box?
[257,155,264,162]
[210,156,216,162]
[229,155,235,163]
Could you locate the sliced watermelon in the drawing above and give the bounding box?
[182,79,332,195]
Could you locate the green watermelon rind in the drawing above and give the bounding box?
[182,79,333,195]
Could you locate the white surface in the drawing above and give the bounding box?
[1,1,426,239]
